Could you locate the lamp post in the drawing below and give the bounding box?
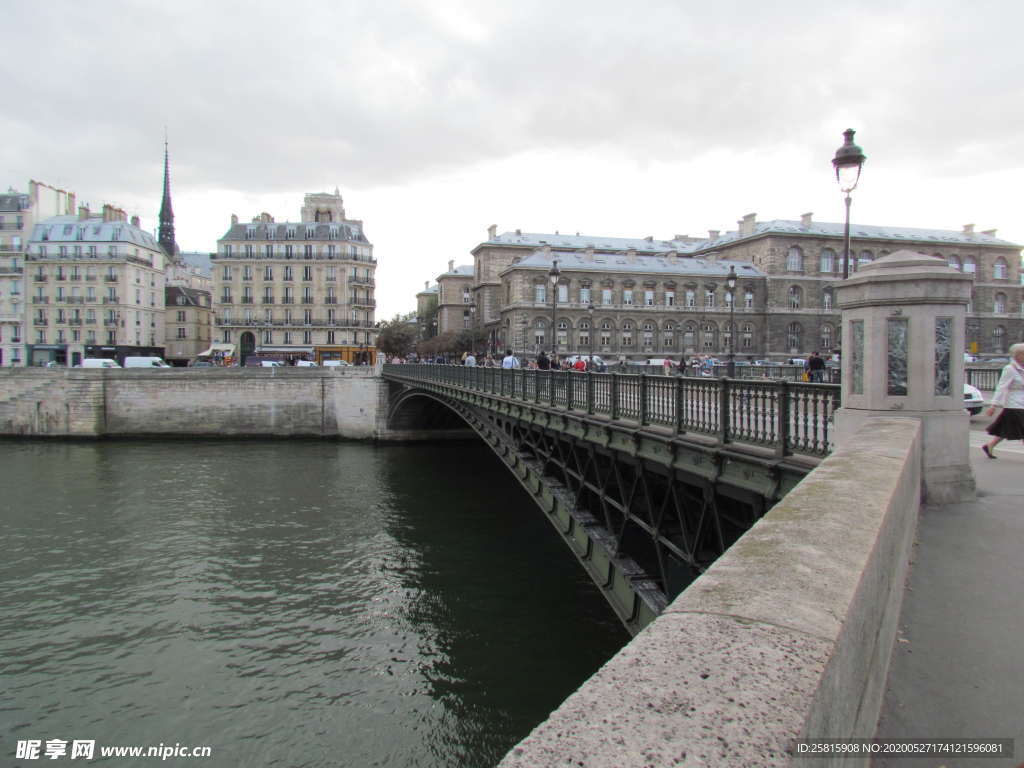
[832,128,867,280]
[725,265,737,377]
[587,302,595,368]
[548,259,560,359]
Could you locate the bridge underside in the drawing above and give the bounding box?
[388,384,813,635]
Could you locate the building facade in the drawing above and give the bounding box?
[466,215,1022,360]
[212,191,377,364]
[25,205,167,366]
[1,181,78,366]
[164,286,212,365]
[435,260,475,334]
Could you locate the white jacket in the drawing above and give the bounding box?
[991,361,1024,409]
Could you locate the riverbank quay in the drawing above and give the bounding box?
[499,418,922,767]
[0,367,466,441]
[874,432,1024,768]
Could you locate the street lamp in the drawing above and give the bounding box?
[725,265,737,377]
[832,128,867,280]
[587,302,595,368]
[548,259,560,358]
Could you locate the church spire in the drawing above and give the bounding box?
[158,134,178,259]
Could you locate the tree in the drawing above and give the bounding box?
[376,317,417,358]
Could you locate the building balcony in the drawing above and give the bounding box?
[62,297,85,304]
[0,223,24,231]
[240,297,254,304]
[104,276,118,283]
[350,297,376,307]
[68,319,83,326]
[33,318,48,326]
[220,298,233,304]
[69,274,82,281]
[32,296,49,304]
[0,266,24,274]
[85,275,97,281]
[103,319,119,327]
[261,297,275,304]
[281,297,294,304]
[301,298,314,304]
[324,297,338,304]
[350,276,375,285]
[33,275,47,282]
[102,297,120,304]
[85,318,96,324]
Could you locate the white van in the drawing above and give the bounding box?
[124,356,171,368]
[81,358,121,369]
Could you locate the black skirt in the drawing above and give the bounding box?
[986,408,1024,440]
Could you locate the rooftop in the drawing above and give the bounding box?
[507,249,764,279]
[221,221,368,243]
[31,215,160,250]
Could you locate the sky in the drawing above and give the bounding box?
[3,0,1022,319]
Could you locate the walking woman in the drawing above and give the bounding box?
[982,342,1024,459]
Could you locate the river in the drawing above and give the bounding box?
[0,440,626,767]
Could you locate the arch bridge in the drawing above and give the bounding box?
[383,364,840,635]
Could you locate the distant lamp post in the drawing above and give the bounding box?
[587,302,595,366]
[548,259,560,356]
[431,316,437,338]
[725,265,737,377]
[832,128,867,280]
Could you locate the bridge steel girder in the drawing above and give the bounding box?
[387,380,814,636]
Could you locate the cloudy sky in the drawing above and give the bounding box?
[4,0,1022,318]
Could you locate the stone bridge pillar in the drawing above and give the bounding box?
[835,250,974,504]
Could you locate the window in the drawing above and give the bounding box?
[264,266,273,280]
[994,259,1008,279]
[534,285,546,303]
[263,330,272,344]
[947,254,961,271]
[962,257,976,275]
[820,248,836,274]
[787,322,802,351]
[788,286,802,309]
[244,244,253,258]
[684,324,695,349]
[177,327,186,339]
[724,290,733,308]
[741,323,753,349]
[602,288,612,305]
[264,244,274,258]
[993,326,1006,352]
[786,246,803,271]
[820,324,833,350]
[284,332,292,344]
[823,291,833,311]
[303,266,313,281]
[579,287,591,304]
[744,290,754,309]
[557,284,568,303]
[222,265,231,280]
[327,331,335,344]
[177,310,186,322]
[303,331,312,344]
[994,293,1006,313]
[283,266,293,281]
[326,266,336,281]
[857,250,873,270]
[665,291,675,306]
[685,289,696,308]
[701,322,717,351]
[243,265,253,281]
[704,289,716,308]
[644,290,654,306]
[623,289,633,305]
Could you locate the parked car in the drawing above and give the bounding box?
[323,360,352,367]
[295,360,318,367]
[80,358,121,369]
[964,383,985,415]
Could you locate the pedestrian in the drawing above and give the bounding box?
[663,358,672,376]
[982,342,1024,459]
[573,356,586,372]
[807,351,826,382]
[537,350,550,370]
[464,351,477,366]
[501,349,520,369]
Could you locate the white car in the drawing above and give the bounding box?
[323,360,352,367]
[964,383,984,415]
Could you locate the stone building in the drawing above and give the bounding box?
[415,281,438,339]
[25,205,167,367]
[164,286,212,365]
[0,181,78,366]
[212,190,377,364]
[435,260,475,334]
[466,215,1022,360]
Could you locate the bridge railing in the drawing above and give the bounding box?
[384,364,841,458]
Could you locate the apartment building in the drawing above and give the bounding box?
[25,205,167,366]
[213,190,377,364]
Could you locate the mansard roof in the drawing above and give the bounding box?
[30,215,161,250]
[438,264,473,278]
[220,220,369,243]
[507,249,764,279]
[0,193,29,212]
[480,231,699,254]
[700,219,1019,250]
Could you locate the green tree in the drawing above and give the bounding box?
[376,317,417,358]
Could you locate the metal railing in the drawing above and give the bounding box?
[965,367,1001,391]
[384,364,841,458]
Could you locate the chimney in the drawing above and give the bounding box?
[674,234,688,241]
[78,205,90,220]
[962,223,975,235]
[644,235,654,242]
[130,215,140,228]
[448,259,454,273]
[515,228,521,235]
[424,280,429,290]
[982,229,997,237]
[738,213,757,237]
[801,212,813,228]
[231,214,238,226]
[67,193,76,215]
[487,224,497,240]
[708,230,720,240]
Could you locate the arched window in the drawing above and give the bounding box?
[823,290,833,311]
[962,256,976,275]
[579,319,590,330]
[705,288,716,308]
[994,326,1006,352]
[786,246,803,271]
[995,293,1007,313]
[857,249,873,270]
[724,290,734,308]
[601,320,612,330]
[702,321,718,351]
[788,286,802,309]
[741,323,753,349]
[642,321,655,331]
[744,289,754,309]
[820,248,836,274]
[787,322,802,352]
[685,289,696,308]
[820,324,833,350]
[994,259,1008,279]
[947,254,961,271]
[622,321,633,330]
[683,322,696,350]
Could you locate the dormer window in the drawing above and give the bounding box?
[287,228,296,240]
[267,226,276,240]
[76,228,84,241]
[245,227,256,240]
[112,228,121,241]
[305,228,315,239]
[329,227,339,240]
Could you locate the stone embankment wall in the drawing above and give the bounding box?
[500,418,923,768]
[0,368,393,439]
